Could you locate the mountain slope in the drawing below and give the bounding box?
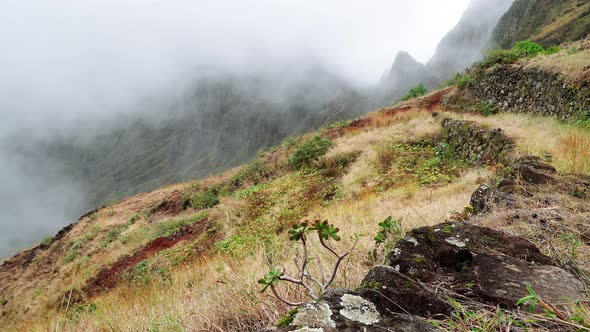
[377,0,512,103]
[492,0,590,48]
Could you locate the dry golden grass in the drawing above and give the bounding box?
[524,47,590,84]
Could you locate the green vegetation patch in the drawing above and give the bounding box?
[219,168,342,257]
[288,136,332,170]
[400,83,428,102]
[373,139,465,191]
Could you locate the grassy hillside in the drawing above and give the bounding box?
[1,41,589,331]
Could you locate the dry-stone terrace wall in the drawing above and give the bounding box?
[469,65,590,121]
[442,118,514,165]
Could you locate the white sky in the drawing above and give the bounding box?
[0,0,470,128]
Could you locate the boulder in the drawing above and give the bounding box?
[387,222,585,310]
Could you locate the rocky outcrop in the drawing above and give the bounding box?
[442,118,514,165]
[469,65,590,121]
[269,220,586,331]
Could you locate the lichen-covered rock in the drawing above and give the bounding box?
[272,288,441,332]
[359,266,451,318]
[387,222,553,283]
[386,222,585,310]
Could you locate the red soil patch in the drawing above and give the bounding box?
[83,218,210,298]
[324,87,454,140]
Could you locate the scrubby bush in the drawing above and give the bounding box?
[189,186,220,209]
[230,159,272,188]
[512,40,545,58]
[400,83,428,102]
[288,136,332,170]
[480,40,549,69]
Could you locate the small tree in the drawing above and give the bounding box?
[258,220,349,306]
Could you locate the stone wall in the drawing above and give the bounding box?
[469,65,589,121]
[442,118,514,165]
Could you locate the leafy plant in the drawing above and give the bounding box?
[259,219,349,306]
[372,216,403,261]
[516,283,567,320]
[288,136,332,170]
[400,83,428,102]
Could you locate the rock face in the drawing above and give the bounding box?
[469,65,590,121]
[271,222,586,331]
[442,118,514,165]
[492,0,590,48]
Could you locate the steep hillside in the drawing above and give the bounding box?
[492,0,590,48]
[1,41,589,331]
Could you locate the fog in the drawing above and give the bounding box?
[0,0,473,258]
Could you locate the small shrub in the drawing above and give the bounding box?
[259,220,350,306]
[153,212,207,239]
[512,40,545,58]
[400,83,428,102]
[64,246,78,263]
[288,136,332,170]
[190,186,220,210]
[124,259,170,286]
[476,101,498,116]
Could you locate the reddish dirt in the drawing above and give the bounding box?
[324,87,454,140]
[83,218,211,298]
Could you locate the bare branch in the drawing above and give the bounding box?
[270,284,304,306]
[319,236,339,258]
[299,238,308,281]
[279,274,318,300]
[322,252,348,291]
